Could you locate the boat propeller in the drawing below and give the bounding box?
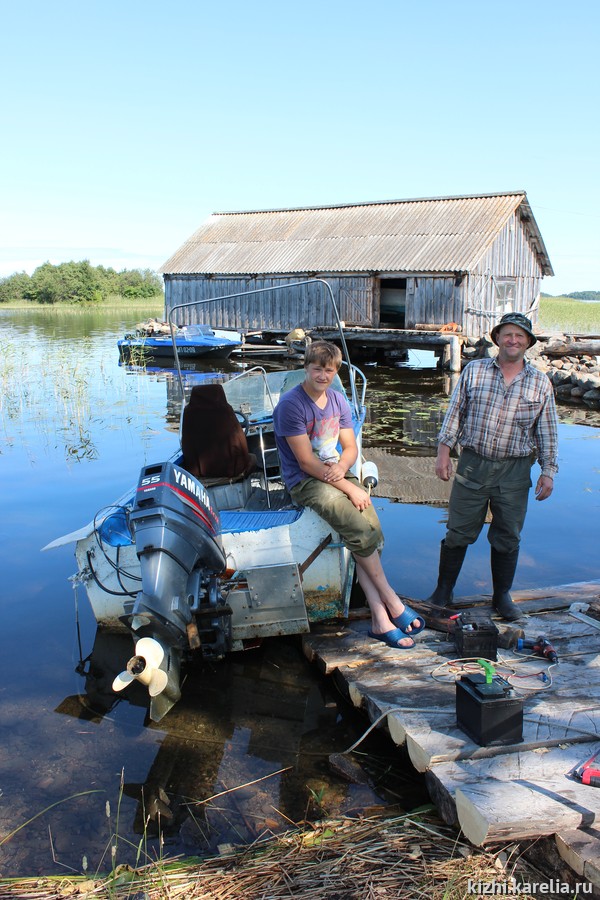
[112,637,169,697]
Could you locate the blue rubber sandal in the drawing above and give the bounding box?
[392,604,426,636]
[368,628,415,649]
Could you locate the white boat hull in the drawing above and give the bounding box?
[75,502,352,648]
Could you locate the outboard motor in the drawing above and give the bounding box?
[113,460,228,721]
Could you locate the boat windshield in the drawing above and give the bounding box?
[223,369,289,423]
[180,324,213,338]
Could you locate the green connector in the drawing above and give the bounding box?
[477,659,495,683]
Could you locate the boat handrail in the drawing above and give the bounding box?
[166,279,360,416]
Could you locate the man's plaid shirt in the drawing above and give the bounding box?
[437,357,559,478]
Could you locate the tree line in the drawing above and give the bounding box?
[541,290,600,302]
[0,261,163,304]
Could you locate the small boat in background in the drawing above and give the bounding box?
[118,321,243,360]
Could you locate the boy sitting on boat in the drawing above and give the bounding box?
[273,340,424,649]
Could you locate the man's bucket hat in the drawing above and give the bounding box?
[490,312,537,347]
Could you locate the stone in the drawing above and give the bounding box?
[570,373,592,389]
[556,384,575,398]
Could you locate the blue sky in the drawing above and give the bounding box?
[1,0,598,295]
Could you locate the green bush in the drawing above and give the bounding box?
[0,271,31,303]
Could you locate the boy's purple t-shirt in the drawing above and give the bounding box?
[273,384,353,489]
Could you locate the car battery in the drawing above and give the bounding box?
[456,673,523,746]
[454,611,498,661]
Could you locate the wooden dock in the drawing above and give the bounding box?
[228,325,464,369]
[313,325,463,371]
[302,580,600,889]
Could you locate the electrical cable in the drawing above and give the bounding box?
[86,550,137,597]
[431,654,556,692]
[92,505,142,583]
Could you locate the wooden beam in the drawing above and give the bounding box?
[543,339,600,357]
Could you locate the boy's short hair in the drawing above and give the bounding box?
[304,340,342,370]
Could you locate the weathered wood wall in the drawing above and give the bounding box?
[406,276,460,330]
[462,212,545,338]
[164,274,375,331]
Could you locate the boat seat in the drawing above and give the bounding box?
[181,384,258,484]
[280,368,346,395]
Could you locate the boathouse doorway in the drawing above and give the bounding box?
[379,277,407,328]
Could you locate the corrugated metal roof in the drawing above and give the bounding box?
[159,192,553,277]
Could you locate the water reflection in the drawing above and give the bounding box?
[52,628,426,868]
[362,367,451,452]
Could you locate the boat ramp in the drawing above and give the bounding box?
[302,579,600,890]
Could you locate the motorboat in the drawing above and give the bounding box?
[118,323,243,360]
[46,280,377,721]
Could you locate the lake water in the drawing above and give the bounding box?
[0,308,598,877]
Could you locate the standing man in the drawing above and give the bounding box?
[427,313,558,621]
[274,340,425,649]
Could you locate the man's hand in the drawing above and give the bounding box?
[344,481,372,510]
[323,460,346,483]
[535,475,554,501]
[435,444,453,481]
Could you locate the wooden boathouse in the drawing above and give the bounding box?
[159,191,553,358]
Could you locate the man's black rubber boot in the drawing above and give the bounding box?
[491,547,521,621]
[427,541,468,606]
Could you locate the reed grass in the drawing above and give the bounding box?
[0,335,152,462]
[1,297,164,313]
[0,809,552,899]
[539,296,600,334]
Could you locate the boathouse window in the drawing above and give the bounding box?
[379,278,407,327]
[494,278,517,314]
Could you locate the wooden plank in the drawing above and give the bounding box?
[403,701,600,774]
[555,828,600,888]
[455,779,599,847]
[303,621,450,674]
[452,596,599,617]
[453,580,600,608]
[314,325,456,348]
[569,610,600,631]
[425,756,600,848]
[427,744,600,845]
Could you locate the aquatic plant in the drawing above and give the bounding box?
[0,328,160,464]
